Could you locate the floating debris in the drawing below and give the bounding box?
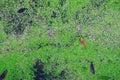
[0,69,8,80]
[80,37,86,48]
[90,62,95,74]
[17,8,27,13]
[76,24,81,31]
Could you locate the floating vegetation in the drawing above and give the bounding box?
[0,0,120,80]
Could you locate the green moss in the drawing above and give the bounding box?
[0,0,120,80]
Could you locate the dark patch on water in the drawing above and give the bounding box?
[33,59,67,80]
[82,6,86,9]
[33,59,47,80]
[59,70,65,77]
[0,69,8,80]
[51,11,57,18]
[3,11,32,36]
[6,49,9,52]
[90,62,95,74]
[17,8,27,13]
[14,23,26,35]
[38,44,43,49]
[59,70,66,79]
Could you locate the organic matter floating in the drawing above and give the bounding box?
[90,62,95,74]
[80,37,86,48]
[76,24,81,31]
[0,69,8,80]
[17,8,27,13]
